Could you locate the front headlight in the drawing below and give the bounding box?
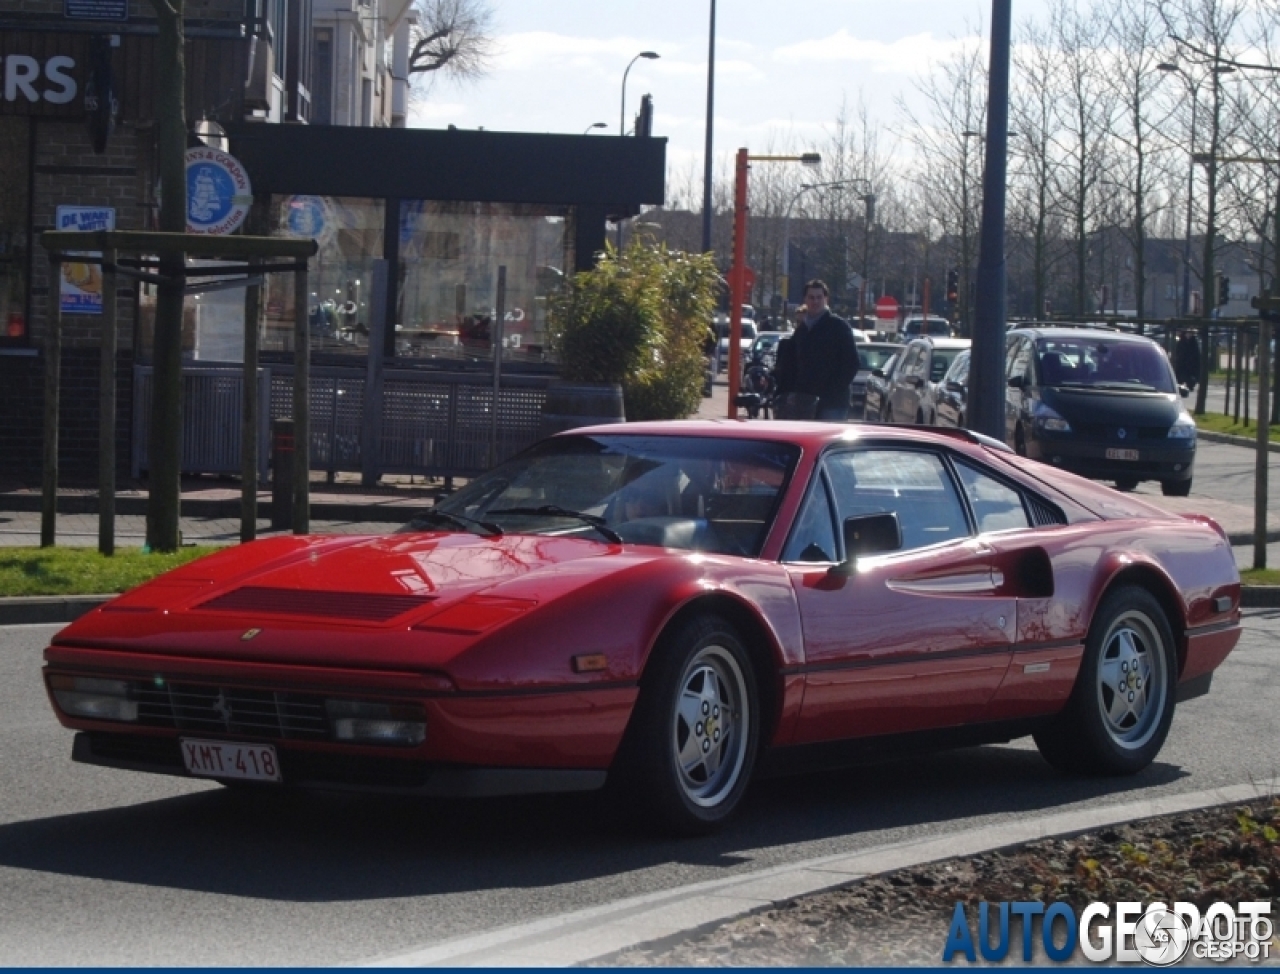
[1032,402,1072,433]
[1168,413,1197,440]
[325,699,426,746]
[48,674,139,722]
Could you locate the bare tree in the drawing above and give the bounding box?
[897,33,988,334]
[409,0,496,81]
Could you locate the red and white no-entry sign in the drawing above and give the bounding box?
[875,296,900,320]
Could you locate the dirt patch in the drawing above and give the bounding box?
[598,797,1279,967]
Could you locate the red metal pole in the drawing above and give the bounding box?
[727,147,749,418]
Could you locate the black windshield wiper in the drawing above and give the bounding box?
[488,505,623,543]
[402,509,503,537]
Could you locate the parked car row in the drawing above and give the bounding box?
[864,326,1196,496]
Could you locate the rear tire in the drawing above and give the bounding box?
[1114,478,1139,492]
[612,614,759,836]
[1014,425,1028,456]
[1034,586,1176,776]
[1161,478,1192,497]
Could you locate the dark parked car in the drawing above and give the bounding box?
[1004,327,1195,496]
[850,342,899,418]
[882,337,971,425]
[933,348,971,429]
[861,349,902,424]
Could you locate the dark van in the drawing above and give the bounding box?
[1004,327,1195,496]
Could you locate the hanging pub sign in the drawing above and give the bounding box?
[64,0,129,21]
[56,205,115,315]
[185,146,252,235]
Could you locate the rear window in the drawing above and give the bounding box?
[1036,338,1175,393]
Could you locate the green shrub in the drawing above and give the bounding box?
[549,238,719,419]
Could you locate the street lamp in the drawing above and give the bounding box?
[583,122,607,134]
[616,51,659,249]
[781,180,850,319]
[702,0,716,254]
[725,149,821,416]
[620,51,659,137]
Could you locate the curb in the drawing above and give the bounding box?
[0,595,112,625]
[0,494,428,524]
[364,782,1278,968]
[1196,428,1280,454]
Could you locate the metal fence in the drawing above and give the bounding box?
[133,364,552,480]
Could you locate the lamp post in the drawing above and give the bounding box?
[782,180,850,320]
[1195,153,1278,570]
[726,149,821,416]
[616,51,659,250]
[859,191,876,326]
[702,0,716,254]
[583,122,607,134]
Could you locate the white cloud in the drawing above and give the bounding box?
[773,29,976,73]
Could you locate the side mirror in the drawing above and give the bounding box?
[1007,375,1026,389]
[946,380,965,392]
[831,512,902,576]
[1179,383,1191,399]
[871,368,885,378]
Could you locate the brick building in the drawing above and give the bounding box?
[1,1,665,485]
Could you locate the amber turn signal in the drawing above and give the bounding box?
[571,654,608,673]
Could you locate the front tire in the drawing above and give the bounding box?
[614,615,759,835]
[1034,586,1176,776]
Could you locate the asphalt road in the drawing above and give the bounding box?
[1,611,1276,966]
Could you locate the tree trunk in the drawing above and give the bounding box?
[146,0,187,551]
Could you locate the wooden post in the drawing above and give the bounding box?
[41,253,62,548]
[241,277,261,543]
[490,266,506,468]
[292,262,310,534]
[98,247,118,556]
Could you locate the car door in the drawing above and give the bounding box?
[1004,335,1035,448]
[889,343,925,423]
[783,446,1015,744]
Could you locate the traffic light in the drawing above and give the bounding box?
[946,269,959,303]
[1218,274,1230,307]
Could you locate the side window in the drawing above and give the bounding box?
[1005,336,1023,379]
[953,461,1032,533]
[782,476,839,563]
[1008,339,1033,383]
[824,449,970,553]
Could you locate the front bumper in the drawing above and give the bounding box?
[1028,434,1195,483]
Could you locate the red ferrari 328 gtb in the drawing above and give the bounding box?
[43,421,1241,834]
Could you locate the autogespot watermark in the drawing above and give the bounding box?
[942,900,1274,965]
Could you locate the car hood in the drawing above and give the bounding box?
[50,532,799,690]
[1041,387,1185,428]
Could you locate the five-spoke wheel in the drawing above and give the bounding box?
[613,614,759,835]
[1034,586,1176,775]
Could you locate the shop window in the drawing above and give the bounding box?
[0,118,30,344]
[397,201,569,364]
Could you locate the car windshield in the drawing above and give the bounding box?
[858,346,897,371]
[1036,338,1175,393]
[428,434,801,557]
[930,347,966,381]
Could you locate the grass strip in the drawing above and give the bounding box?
[0,546,222,597]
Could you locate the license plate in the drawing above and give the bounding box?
[181,738,281,782]
[1106,448,1139,461]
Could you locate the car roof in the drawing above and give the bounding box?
[909,337,971,350]
[556,418,1002,455]
[1008,325,1159,346]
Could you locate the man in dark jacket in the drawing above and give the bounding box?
[1174,330,1202,390]
[789,280,860,421]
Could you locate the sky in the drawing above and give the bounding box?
[408,0,1056,195]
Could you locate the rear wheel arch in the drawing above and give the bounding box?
[1094,564,1189,676]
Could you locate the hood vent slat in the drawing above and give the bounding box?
[197,587,434,622]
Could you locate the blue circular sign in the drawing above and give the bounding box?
[184,147,252,234]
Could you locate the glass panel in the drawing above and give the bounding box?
[0,118,29,343]
[396,201,569,365]
[953,460,1031,533]
[431,434,800,557]
[825,449,970,552]
[277,195,383,357]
